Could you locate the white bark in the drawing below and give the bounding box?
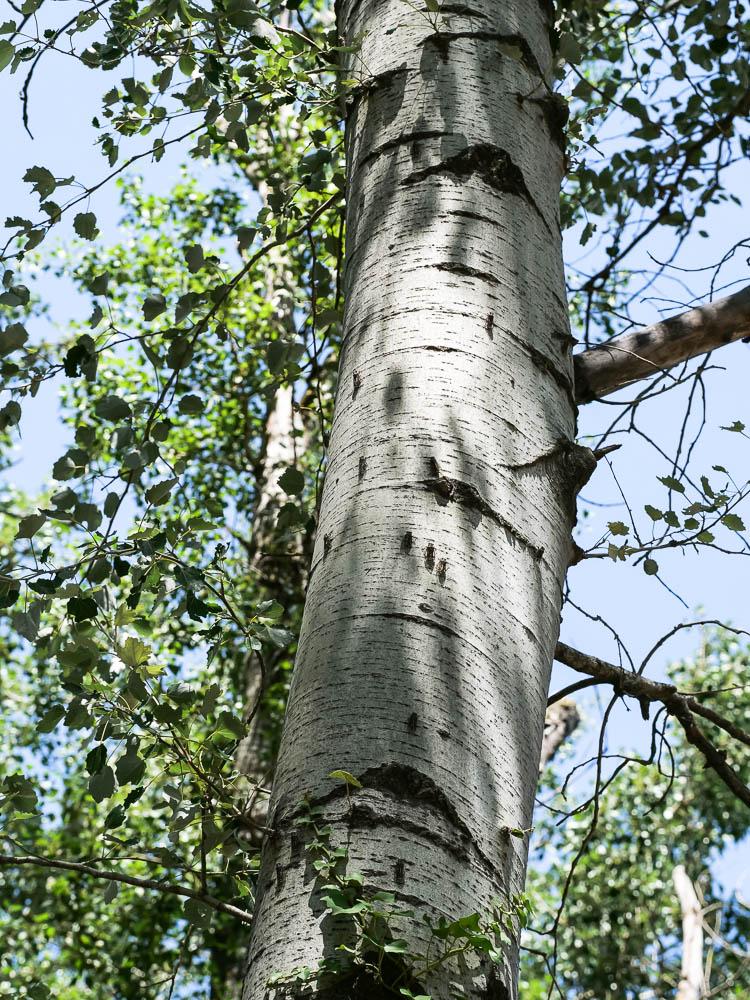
[674,865,705,1000]
[243,2,593,997]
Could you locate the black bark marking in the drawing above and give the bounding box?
[402,143,551,234]
[552,327,577,354]
[347,62,410,104]
[434,261,500,286]
[394,858,406,885]
[449,208,496,225]
[420,475,545,559]
[436,558,447,583]
[359,456,367,480]
[401,530,414,553]
[485,311,495,339]
[352,369,362,398]
[420,31,543,80]
[407,712,418,732]
[523,92,569,150]
[275,862,286,890]
[360,762,473,842]
[358,128,451,172]
[360,609,462,641]
[526,342,576,408]
[486,966,511,1000]
[323,533,332,556]
[436,4,488,16]
[424,542,436,570]
[424,343,459,352]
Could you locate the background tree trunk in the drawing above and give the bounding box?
[674,865,705,1000]
[243,1,594,996]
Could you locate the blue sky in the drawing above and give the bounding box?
[1,32,749,902]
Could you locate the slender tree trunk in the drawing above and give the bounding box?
[674,865,705,1000]
[243,1,593,997]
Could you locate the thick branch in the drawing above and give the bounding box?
[0,854,253,925]
[674,864,705,1000]
[574,284,750,402]
[554,641,750,809]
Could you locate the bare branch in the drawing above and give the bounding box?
[554,641,750,809]
[0,854,253,925]
[574,284,750,402]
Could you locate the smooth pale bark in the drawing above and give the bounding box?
[243,2,594,997]
[673,865,705,1000]
[574,284,750,402]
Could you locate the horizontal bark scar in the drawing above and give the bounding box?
[358,129,451,172]
[434,261,500,285]
[401,143,552,235]
[420,474,544,560]
[420,30,543,79]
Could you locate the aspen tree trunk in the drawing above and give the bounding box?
[243,1,593,997]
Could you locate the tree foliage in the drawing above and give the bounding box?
[0,0,749,995]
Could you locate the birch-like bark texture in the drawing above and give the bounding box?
[574,283,750,402]
[674,865,705,1000]
[243,2,594,997]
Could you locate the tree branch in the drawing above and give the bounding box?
[540,698,580,770]
[553,641,750,808]
[574,284,750,402]
[0,854,253,925]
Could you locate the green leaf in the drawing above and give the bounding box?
[116,746,146,786]
[278,467,304,495]
[145,477,178,505]
[24,165,56,199]
[721,513,745,532]
[328,769,362,788]
[558,32,582,63]
[0,39,14,73]
[185,243,204,272]
[183,897,213,929]
[73,212,99,240]
[86,744,107,775]
[167,336,193,369]
[383,939,409,953]
[0,322,28,356]
[67,596,99,621]
[320,890,368,915]
[178,393,204,414]
[103,881,119,903]
[89,766,115,803]
[607,521,629,536]
[119,636,151,667]
[15,513,46,539]
[36,704,65,734]
[659,476,685,494]
[643,558,659,575]
[721,420,745,433]
[95,394,132,421]
[104,804,126,829]
[644,505,662,522]
[142,293,167,320]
